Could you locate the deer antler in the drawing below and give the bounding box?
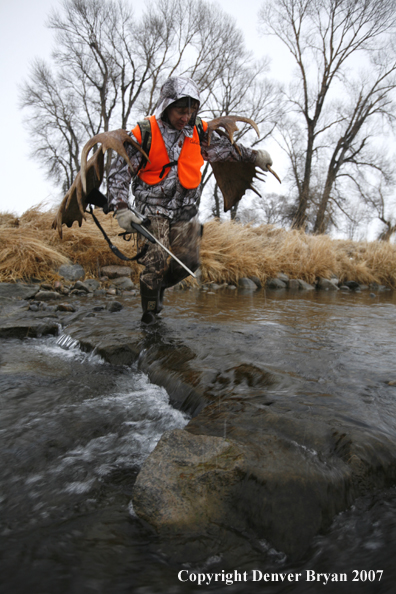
[52,129,149,237]
[80,129,148,193]
[206,115,260,147]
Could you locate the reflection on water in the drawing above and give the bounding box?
[0,288,396,593]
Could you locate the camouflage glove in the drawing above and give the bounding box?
[115,207,143,233]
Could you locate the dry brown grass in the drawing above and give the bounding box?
[199,220,396,288]
[0,205,143,282]
[0,227,70,282]
[1,208,395,287]
[0,212,19,228]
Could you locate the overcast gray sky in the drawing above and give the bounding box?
[0,0,56,215]
[0,0,290,217]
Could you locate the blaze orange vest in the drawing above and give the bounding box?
[132,115,208,189]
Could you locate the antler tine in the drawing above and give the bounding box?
[81,129,150,193]
[267,165,282,184]
[207,116,260,146]
[75,180,86,220]
[52,193,68,238]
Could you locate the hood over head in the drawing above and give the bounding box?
[154,77,200,125]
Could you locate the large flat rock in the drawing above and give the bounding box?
[58,300,396,560]
[0,282,39,300]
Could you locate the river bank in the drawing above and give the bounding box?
[1,207,396,289]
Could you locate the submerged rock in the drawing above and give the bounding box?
[133,427,352,560]
[81,279,101,292]
[277,273,289,282]
[73,280,91,293]
[111,277,135,290]
[297,279,315,290]
[57,303,77,313]
[317,278,339,291]
[107,301,123,312]
[287,279,300,290]
[249,276,262,288]
[0,320,59,339]
[133,429,247,532]
[35,290,62,301]
[344,281,360,290]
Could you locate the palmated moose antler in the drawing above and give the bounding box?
[207,115,281,212]
[52,130,149,237]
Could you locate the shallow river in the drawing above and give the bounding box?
[1,288,396,593]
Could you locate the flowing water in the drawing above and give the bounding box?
[1,288,396,593]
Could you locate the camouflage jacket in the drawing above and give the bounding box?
[107,77,256,221]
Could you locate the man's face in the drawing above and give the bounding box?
[166,106,196,130]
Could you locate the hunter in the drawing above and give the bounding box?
[107,76,274,324]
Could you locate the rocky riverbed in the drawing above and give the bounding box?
[1,271,396,569]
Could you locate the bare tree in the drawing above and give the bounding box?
[21,0,149,189]
[20,59,83,191]
[211,183,221,219]
[313,54,396,233]
[356,178,396,242]
[237,192,294,225]
[259,0,396,231]
[22,0,273,197]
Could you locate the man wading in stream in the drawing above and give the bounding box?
[105,77,275,324]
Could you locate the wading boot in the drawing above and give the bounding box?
[140,282,164,325]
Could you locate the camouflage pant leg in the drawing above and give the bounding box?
[139,216,201,291]
[165,217,201,287]
[139,217,171,292]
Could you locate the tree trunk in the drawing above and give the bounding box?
[379,223,396,241]
[292,125,315,229]
[313,169,337,234]
[230,203,238,220]
[213,183,221,219]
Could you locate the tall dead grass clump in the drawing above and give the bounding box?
[0,206,143,282]
[47,213,143,280]
[333,239,396,288]
[0,212,19,228]
[264,231,338,284]
[0,227,69,282]
[200,220,280,283]
[200,222,338,284]
[200,219,396,287]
